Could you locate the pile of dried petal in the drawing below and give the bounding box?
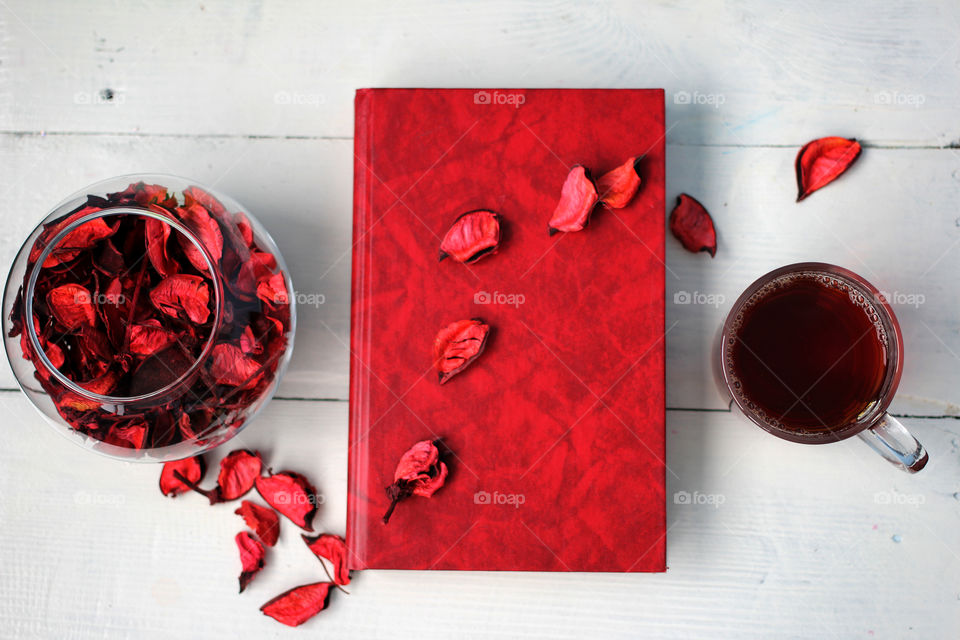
[7,182,291,450]
[161,449,350,627]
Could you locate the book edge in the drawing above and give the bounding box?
[347,87,374,569]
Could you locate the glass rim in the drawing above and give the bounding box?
[23,206,225,405]
[719,262,904,444]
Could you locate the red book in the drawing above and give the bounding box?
[349,88,665,572]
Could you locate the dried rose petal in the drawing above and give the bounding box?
[301,534,350,586]
[795,137,862,201]
[669,194,717,257]
[236,531,265,593]
[145,218,179,277]
[159,455,206,497]
[217,450,263,501]
[47,284,97,330]
[103,421,149,449]
[597,156,642,208]
[433,318,490,384]
[59,370,120,411]
[44,341,65,369]
[97,278,127,347]
[127,320,177,356]
[178,409,213,441]
[260,582,332,627]
[128,346,194,397]
[95,239,125,274]
[177,203,224,273]
[183,185,228,217]
[59,217,118,251]
[235,501,280,547]
[177,449,263,503]
[236,252,277,295]
[116,182,177,208]
[383,439,449,524]
[235,212,254,247]
[256,471,319,531]
[42,217,119,268]
[438,209,501,264]
[548,165,598,235]
[210,343,262,387]
[256,272,288,306]
[150,274,211,324]
[240,325,264,355]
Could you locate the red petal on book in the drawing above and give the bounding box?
[597,156,642,208]
[433,319,490,384]
[439,209,501,263]
[548,165,598,234]
[383,439,449,524]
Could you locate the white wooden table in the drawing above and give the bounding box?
[1,1,959,638]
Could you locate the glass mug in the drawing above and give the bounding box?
[716,262,928,473]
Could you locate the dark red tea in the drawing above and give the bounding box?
[727,272,888,434]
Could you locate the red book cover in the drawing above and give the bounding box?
[349,88,665,572]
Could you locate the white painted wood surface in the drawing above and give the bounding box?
[1,1,959,638]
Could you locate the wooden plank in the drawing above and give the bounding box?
[2,134,960,418]
[0,0,958,146]
[1,396,955,638]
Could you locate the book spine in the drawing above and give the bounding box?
[346,88,374,569]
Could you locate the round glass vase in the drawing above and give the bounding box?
[2,174,296,462]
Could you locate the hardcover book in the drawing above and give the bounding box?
[349,88,666,571]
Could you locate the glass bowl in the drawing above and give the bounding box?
[2,174,296,461]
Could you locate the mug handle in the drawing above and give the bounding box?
[857,413,929,473]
